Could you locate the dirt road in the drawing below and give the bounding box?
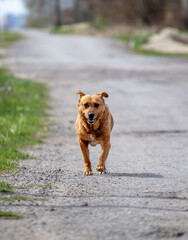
[1,30,188,240]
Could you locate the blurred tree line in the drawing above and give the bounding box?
[25,0,74,27]
[25,0,188,29]
[76,0,188,29]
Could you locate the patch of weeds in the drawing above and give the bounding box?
[0,67,49,172]
[51,26,75,35]
[14,183,52,189]
[14,183,35,189]
[0,181,13,193]
[0,31,22,48]
[37,183,52,188]
[136,49,188,58]
[0,196,33,201]
[182,30,188,35]
[13,185,26,189]
[115,33,188,58]
[0,211,23,219]
[90,17,107,30]
[115,33,151,52]
[0,195,46,202]
[51,22,106,35]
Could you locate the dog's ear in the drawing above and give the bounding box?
[96,92,109,98]
[76,91,86,98]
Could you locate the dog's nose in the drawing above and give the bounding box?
[88,112,94,119]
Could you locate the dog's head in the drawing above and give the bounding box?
[76,91,108,125]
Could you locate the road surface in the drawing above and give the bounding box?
[0,30,188,240]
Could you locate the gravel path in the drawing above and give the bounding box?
[0,29,188,240]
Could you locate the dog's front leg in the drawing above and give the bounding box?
[96,140,111,173]
[78,138,93,175]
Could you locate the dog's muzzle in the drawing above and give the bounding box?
[87,112,95,124]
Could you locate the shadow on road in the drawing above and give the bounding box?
[108,172,164,178]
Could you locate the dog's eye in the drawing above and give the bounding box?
[94,103,99,108]
[84,103,89,108]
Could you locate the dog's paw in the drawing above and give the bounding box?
[83,170,93,176]
[96,166,107,174]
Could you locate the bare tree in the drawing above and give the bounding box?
[164,0,182,28]
[25,0,63,27]
[26,0,188,28]
[76,0,188,28]
[54,0,62,27]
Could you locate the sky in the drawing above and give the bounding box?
[0,0,27,15]
[0,0,75,15]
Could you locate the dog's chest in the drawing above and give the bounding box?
[89,134,98,146]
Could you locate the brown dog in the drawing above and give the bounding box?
[75,91,114,175]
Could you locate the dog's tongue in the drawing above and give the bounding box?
[88,118,94,124]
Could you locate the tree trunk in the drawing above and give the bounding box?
[54,0,62,27]
[164,0,183,28]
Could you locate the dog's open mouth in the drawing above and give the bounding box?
[86,113,98,125]
[88,118,95,124]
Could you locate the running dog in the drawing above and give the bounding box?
[75,91,114,175]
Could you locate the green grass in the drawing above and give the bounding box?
[182,30,188,35]
[14,183,53,189]
[50,20,106,35]
[115,33,152,53]
[0,181,13,193]
[115,33,188,57]
[37,183,52,188]
[90,17,107,30]
[0,211,23,219]
[0,196,33,201]
[51,26,75,35]
[0,31,22,48]
[135,49,188,57]
[0,67,48,171]
[0,195,46,202]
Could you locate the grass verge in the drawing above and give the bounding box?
[50,24,188,57]
[115,33,151,53]
[0,31,22,48]
[183,30,188,35]
[0,181,13,193]
[0,196,46,202]
[115,33,188,57]
[0,211,23,219]
[51,26,75,35]
[37,183,52,188]
[0,67,48,172]
[50,21,107,35]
